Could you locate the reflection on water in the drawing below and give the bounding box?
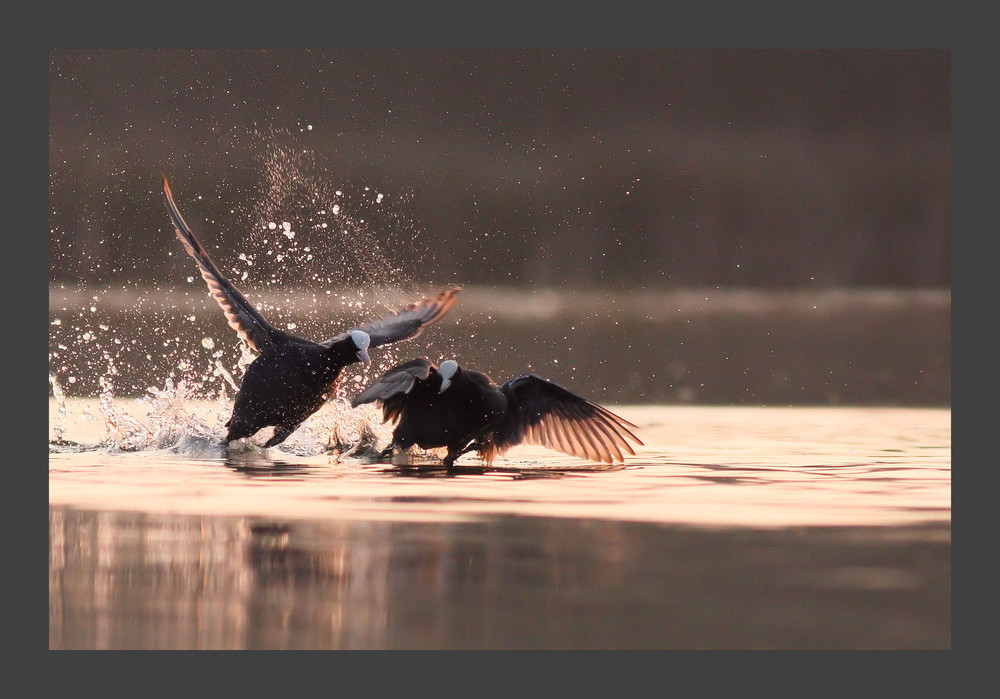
[49,402,950,649]
[49,508,949,650]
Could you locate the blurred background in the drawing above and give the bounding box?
[48,50,950,406]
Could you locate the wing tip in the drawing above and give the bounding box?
[162,175,176,204]
[425,286,460,319]
[399,286,460,331]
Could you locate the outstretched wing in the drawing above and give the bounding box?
[162,177,283,353]
[493,374,643,464]
[322,288,458,349]
[351,358,436,421]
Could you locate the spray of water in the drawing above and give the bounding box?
[49,372,67,444]
[49,135,439,457]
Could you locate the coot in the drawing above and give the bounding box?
[352,358,642,467]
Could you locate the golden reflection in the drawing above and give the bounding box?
[48,508,642,649]
[49,506,950,649]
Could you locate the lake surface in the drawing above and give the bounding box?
[49,399,950,649]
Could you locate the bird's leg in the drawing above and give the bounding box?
[443,441,482,469]
[458,440,486,457]
[443,441,474,469]
[263,425,297,448]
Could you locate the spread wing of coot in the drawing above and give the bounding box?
[494,374,643,463]
[162,177,283,353]
[322,289,458,349]
[351,358,436,421]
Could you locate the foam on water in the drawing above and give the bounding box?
[49,373,400,460]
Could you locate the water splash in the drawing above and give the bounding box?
[213,359,239,394]
[144,379,225,449]
[53,333,400,456]
[248,141,411,294]
[49,372,68,444]
[79,375,220,453]
[273,399,394,459]
[49,136,442,458]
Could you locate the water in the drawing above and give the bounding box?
[48,148,950,649]
[49,398,950,649]
[48,284,951,406]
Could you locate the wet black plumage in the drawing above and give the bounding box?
[162,177,458,447]
[352,358,643,468]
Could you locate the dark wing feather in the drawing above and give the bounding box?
[495,374,643,463]
[322,288,458,349]
[162,177,282,352]
[351,358,435,413]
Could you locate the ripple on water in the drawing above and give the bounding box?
[48,399,950,529]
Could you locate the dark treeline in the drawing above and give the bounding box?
[49,50,950,289]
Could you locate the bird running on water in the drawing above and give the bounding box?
[352,358,642,468]
[162,177,458,448]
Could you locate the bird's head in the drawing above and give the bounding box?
[351,330,371,364]
[438,359,459,393]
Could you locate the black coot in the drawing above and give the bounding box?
[162,177,458,447]
[352,358,642,468]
